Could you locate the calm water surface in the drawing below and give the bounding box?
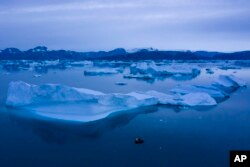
[0,64,250,167]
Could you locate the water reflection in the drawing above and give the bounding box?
[7,106,159,144]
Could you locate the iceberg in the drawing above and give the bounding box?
[6,74,246,122]
[6,82,217,109]
[125,62,200,81]
[130,62,200,76]
[123,73,155,80]
[212,75,247,93]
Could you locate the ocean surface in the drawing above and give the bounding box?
[0,61,250,167]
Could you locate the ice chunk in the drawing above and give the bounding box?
[123,73,154,80]
[84,68,119,76]
[212,75,247,92]
[115,82,127,86]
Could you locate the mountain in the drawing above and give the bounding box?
[0,46,250,60]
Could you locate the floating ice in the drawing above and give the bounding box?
[125,62,200,81]
[115,82,127,86]
[99,92,158,108]
[6,81,104,106]
[171,85,229,102]
[33,74,42,78]
[130,62,200,76]
[212,75,247,92]
[84,68,120,76]
[146,91,216,106]
[6,74,246,122]
[123,73,154,80]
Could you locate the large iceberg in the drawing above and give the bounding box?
[6,74,246,122]
[6,82,216,110]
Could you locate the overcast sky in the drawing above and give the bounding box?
[0,0,250,52]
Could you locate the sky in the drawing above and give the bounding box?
[0,0,250,52]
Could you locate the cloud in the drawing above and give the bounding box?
[0,0,250,51]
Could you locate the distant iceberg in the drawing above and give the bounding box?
[124,61,200,81]
[6,75,246,122]
[84,68,120,76]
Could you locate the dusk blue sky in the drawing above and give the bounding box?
[0,0,250,52]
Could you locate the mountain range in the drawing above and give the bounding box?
[1,46,250,60]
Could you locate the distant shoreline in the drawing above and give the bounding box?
[1,46,250,60]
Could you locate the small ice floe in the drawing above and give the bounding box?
[84,68,120,76]
[205,68,214,74]
[69,61,93,67]
[123,73,154,80]
[115,82,127,86]
[33,74,42,78]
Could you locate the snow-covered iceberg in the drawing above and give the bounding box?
[6,82,217,109]
[130,62,200,76]
[146,91,216,106]
[171,85,229,102]
[6,81,104,106]
[99,92,158,107]
[6,74,246,122]
[212,75,247,93]
[124,62,200,81]
[6,82,159,122]
[171,75,246,102]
